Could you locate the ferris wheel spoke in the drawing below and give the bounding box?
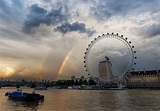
[88,50,102,57]
[90,65,98,76]
[84,33,135,83]
[88,62,99,69]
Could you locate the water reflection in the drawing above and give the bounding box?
[99,91,118,110]
[7,98,44,111]
[1,88,160,111]
[127,89,160,111]
[96,90,130,111]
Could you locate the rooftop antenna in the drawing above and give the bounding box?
[105,56,109,60]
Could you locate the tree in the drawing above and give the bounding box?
[88,79,96,85]
[75,80,79,85]
[21,79,25,82]
[56,80,62,86]
[30,82,36,88]
[63,81,67,85]
[83,80,88,85]
[70,80,74,85]
[79,79,83,85]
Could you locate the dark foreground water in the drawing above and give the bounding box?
[0,87,160,111]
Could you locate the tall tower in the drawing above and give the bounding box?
[98,56,115,83]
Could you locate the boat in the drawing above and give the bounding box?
[5,89,44,101]
[101,83,126,90]
[68,86,81,90]
[48,86,61,89]
[34,86,47,90]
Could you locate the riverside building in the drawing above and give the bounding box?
[126,69,160,88]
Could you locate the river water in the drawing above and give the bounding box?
[0,87,160,111]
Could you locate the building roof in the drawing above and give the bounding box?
[99,60,107,63]
[130,69,160,75]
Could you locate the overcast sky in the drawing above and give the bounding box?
[0,0,160,80]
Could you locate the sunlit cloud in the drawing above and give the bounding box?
[0,0,160,80]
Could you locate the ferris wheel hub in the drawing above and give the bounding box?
[84,33,136,84]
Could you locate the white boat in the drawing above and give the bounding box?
[68,86,80,90]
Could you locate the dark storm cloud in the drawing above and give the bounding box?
[55,22,95,37]
[22,4,67,34]
[22,4,95,36]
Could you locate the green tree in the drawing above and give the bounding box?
[56,80,62,86]
[88,79,96,85]
[63,81,67,85]
[30,82,36,88]
[83,80,88,85]
[70,80,74,85]
[75,80,79,85]
[79,79,83,85]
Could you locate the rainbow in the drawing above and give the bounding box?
[56,48,73,80]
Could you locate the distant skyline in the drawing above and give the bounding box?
[0,0,160,80]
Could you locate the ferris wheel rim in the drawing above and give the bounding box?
[84,33,137,80]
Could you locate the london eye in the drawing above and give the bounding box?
[84,33,137,84]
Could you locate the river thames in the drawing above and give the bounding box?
[0,87,160,111]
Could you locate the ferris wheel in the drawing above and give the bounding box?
[84,33,137,83]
